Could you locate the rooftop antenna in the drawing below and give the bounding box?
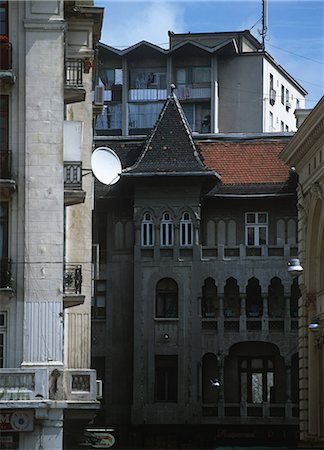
[260,0,268,51]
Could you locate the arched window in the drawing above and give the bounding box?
[141,212,154,246]
[267,277,284,318]
[156,278,178,318]
[160,212,174,247]
[180,212,193,247]
[246,277,262,317]
[201,278,217,317]
[224,277,240,317]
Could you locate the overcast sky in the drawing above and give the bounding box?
[95,0,324,108]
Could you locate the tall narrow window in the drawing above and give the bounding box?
[180,212,193,247]
[0,96,9,178]
[246,277,262,317]
[160,212,174,247]
[201,278,217,318]
[92,280,106,320]
[0,1,8,36]
[0,311,7,367]
[155,355,178,402]
[240,358,274,404]
[245,212,268,246]
[0,202,8,288]
[281,84,285,104]
[141,212,154,246]
[156,278,178,318]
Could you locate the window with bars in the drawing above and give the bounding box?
[141,213,154,246]
[240,357,274,404]
[245,212,268,246]
[180,212,193,247]
[160,212,174,247]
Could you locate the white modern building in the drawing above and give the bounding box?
[0,1,103,449]
[95,30,307,137]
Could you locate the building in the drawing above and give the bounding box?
[0,1,103,448]
[94,30,307,137]
[280,96,324,447]
[91,92,301,448]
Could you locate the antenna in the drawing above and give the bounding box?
[261,0,268,51]
[91,147,122,185]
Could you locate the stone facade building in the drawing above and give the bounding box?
[92,92,300,448]
[280,96,324,447]
[0,1,103,448]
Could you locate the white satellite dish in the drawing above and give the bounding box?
[91,147,122,185]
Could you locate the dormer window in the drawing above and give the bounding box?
[141,212,154,246]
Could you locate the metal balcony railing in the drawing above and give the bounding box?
[0,150,11,179]
[65,59,83,86]
[0,258,11,289]
[0,41,12,70]
[63,264,82,295]
[64,162,82,190]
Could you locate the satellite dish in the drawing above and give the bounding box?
[91,147,122,185]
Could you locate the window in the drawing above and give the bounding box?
[269,74,275,105]
[155,355,178,402]
[0,312,7,367]
[160,212,174,247]
[156,278,178,318]
[246,277,262,317]
[141,213,154,246]
[92,280,106,319]
[240,358,274,403]
[0,202,8,288]
[0,95,9,159]
[201,278,217,318]
[96,104,122,130]
[98,68,122,89]
[280,121,284,132]
[129,102,164,129]
[285,88,290,110]
[245,212,268,246]
[0,1,8,36]
[269,111,273,131]
[180,212,193,247]
[182,103,211,133]
[281,84,285,104]
[176,67,211,85]
[130,69,166,89]
[285,124,289,132]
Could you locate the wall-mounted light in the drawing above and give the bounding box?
[308,318,320,331]
[209,378,220,387]
[287,258,304,277]
[163,333,169,340]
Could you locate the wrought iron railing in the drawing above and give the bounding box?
[0,150,11,179]
[0,258,11,289]
[64,162,82,190]
[65,59,83,86]
[0,41,12,70]
[63,264,82,295]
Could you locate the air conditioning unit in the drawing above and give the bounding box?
[94,85,104,105]
[96,379,103,399]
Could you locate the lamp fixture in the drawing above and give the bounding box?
[209,378,220,387]
[287,258,304,277]
[308,318,320,331]
[163,333,169,340]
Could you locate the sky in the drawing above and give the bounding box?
[95,0,324,108]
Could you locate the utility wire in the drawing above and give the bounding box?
[267,43,324,66]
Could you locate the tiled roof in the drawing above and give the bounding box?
[197,139,290,185]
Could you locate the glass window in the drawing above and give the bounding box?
[180,212,193,247]
[240,357,274,404]
[129,103,163,129]
[156,278,178,318]
[155,355,178,402]
[160,212,174,247]
[0,311,7,368]
[96,104,122,130]
[141,213,154,247]
[0,1,8,36]
[245,212,268,246]
[130,69,166,89]
[92,280,106,320]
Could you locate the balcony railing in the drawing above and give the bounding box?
[64,162,82,190]
[0,258,11,289]
[0,41,12,70]
[65,59,83,86]
[176,85,211,100]
[128,88,167,102]
[63,264,82,295]
[0,150,11,179]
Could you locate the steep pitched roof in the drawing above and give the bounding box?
[123,93,220,179]
[197,139,290,185]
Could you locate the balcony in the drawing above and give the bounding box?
[202,244,297,260]
[0,368,99,408]
[64,161,85,206]
[0,40,15,85]
[0,150,16,196]
[176,85,211,100]
[64,58,86,104]
[63,264,85,308]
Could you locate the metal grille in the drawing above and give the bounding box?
[65,59,83,86]
[63,265,82,294]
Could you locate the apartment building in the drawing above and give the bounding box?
[0,1,103,449]
[94,30,307,137]
[91,92,300,448]
[280,96,324,447]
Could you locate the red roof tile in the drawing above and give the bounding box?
[197,139,290,184]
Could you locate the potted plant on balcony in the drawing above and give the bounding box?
[0,35,10,70]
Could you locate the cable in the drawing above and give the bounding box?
[267,43,324,66]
